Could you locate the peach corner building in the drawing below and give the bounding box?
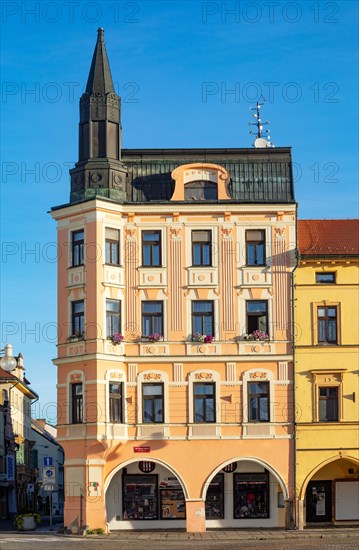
[50,29,297,532]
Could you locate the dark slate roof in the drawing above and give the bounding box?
[122,147,295,204]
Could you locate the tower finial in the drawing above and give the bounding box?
[85,28,114,95]
[248,97,273,148]
[97,27,105,42]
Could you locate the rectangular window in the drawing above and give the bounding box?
[319,387,338,421]
[316,272,336,284]
[105,228,120,265]
[141,301,163,337]
[30,449,38,470]
[142,383,164,423]
[246,230,265,266]
[71,300,84,337]
[106,299,121,337]
[318,306,337,344]
[246,301,268,334]
[192,301,214,336]
[192,230,212,266]
[234,472,269,519]
[71,383,83,424]
[194,382,216,423]
[72,230,84,267]
[248,382,270,422]
[109,382,123,423]
[142,231,161,267]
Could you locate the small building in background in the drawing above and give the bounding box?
[0,351,38,518]
[31,419,64,517]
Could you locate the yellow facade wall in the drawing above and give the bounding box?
[294,259,359,527]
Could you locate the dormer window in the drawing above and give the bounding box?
[185,181,217,201]
[171,163,231,201]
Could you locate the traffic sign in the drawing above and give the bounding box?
[43,484,54,491]
[44,457,53,466]
[42,466,56,485]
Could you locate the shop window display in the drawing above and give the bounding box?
[160,489,186,519]
[205,473,224,519]
[122,474,158,520]
[159,476,186,520]
[233,472,269,519]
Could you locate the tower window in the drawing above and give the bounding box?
[106,299,121,337]
[105,228,120,265]
[109,382,123,423]
[71,301,84,337]
[71,383,83,424]
[71,230,84,267]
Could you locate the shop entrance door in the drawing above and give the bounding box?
[306,480,332,522]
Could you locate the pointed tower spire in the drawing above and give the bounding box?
[69,29,127,203]
[85,28,115,96]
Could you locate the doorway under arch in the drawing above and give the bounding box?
[301,456,359,525]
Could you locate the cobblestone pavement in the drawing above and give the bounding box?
[0,529,358,550]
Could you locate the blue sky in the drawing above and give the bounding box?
[1,0,358,420]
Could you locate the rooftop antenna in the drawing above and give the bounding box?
[248,96,274,148]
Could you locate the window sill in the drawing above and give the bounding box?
[316,342,339,346]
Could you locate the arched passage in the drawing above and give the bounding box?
[300,454,359,500]
[105,457,188,530]
[203,456,289,500]
[200,456,290,529]
[299,455,359,526]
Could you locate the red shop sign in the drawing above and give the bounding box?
[133,446,150,453]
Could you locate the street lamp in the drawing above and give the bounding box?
[0,344,17,372]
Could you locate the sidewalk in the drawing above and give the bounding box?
[1,520,358,541]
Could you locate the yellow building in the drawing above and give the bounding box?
[295,219,359,527]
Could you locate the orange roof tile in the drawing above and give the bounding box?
[0,366,17,379]
[298,219,359,257]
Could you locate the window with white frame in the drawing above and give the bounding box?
[193,382,216,423]
[71,383,83,424]
[109,382,123,423]
[142,383,164,423]
[71,229,84,267]
[105,228,120,265]
[106,299,121,337]
[248,382,270,422]
[192,230,212,266]
[242,370,274,424]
